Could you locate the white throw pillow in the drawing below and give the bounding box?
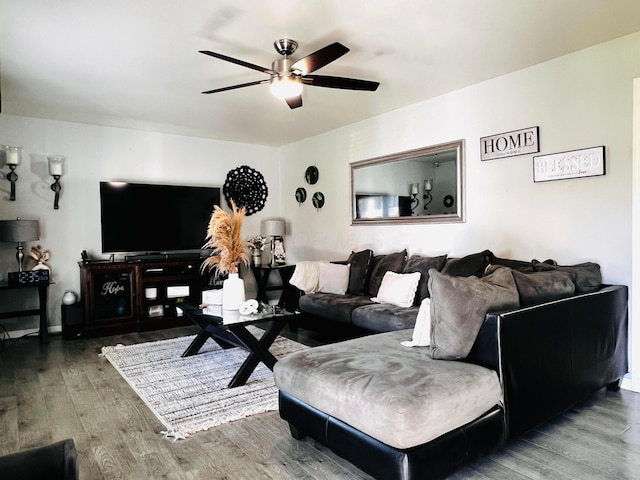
[401,298,431,347]
[318,263,350,295]
[289,260,327,294]
[372,271,421,308]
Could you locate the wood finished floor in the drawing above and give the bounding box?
[1,326,640,479]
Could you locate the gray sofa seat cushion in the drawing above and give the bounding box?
[351,303,419,333]
[274,330,502,450]
[299,292,375,324]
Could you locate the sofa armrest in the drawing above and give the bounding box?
[490,285,628,438]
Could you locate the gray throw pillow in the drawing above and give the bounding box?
[486,265,576,305]
[428,267,520,360]
[402,254,448,305]
[531,260,601,293]
[367,250,408,297]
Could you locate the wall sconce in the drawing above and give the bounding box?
[0,217,40,272]
[423,178,434,210]
[261,218,287,266]
[47,155,65,209]
[2,145,21,201]
[409,182,420,214]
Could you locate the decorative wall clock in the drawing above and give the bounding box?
[223,165,268,215]
[305,166,319,185]
[295,187,307,205]
[312,191,325,210]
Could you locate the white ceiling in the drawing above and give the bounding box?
[2,0,640,147]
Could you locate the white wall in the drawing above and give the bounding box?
[0,115,278,330]
[280,32,640,292]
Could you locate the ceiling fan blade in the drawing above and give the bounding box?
[202,79,270,94]
[302,75,380,91]
[285,95,303,109]
[290,42,349,75]
[199,50,276,75]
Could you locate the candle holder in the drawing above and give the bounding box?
[47,155,65,209]
[3,145,21,201]
[423,178,433,211]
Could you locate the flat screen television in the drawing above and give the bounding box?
[99,181,221,254]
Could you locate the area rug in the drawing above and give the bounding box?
[100,327,307,440]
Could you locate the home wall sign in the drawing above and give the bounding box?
[480,126,539,161]
[533,146,605,183]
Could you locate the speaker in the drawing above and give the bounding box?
[62,303,84,340]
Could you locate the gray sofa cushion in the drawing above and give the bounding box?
[428,267,520,360]
[274,329,503,450]
[299,292,375,324]
[531,260,601,293]
[486,265,576,306]
[351,303,419,333]
[366,250,408,297]
[402,254,448,305]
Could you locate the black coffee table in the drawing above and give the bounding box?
[179,303,298,388]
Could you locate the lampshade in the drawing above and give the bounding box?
[0,219,40,242]
[261,218,286,237]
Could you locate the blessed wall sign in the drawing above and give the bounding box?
[533,146,605,183]
[480,126,540,161]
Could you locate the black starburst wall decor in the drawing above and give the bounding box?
[222,165,268,216]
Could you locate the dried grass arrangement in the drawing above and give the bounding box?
[202,200,250,276]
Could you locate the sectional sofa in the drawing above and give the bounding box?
[276,249,628,479]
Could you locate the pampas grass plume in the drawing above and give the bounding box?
[202,199,250,276]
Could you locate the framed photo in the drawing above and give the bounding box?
[480,126,539,161]
[533,146,605,183]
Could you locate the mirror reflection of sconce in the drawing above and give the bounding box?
[423,178,433,210]
[2,145,22,201]
[409,182,420,214]
[47,155,65,209]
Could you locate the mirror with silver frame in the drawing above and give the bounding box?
[350,140,465,225]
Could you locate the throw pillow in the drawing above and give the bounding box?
[289,260,327,294]
[372,271,421,308]
[531,260,601,294]
[401,298,431,347]
[318,262,350,295]
[403,254,448,305]
[428,267,520,360]
[346,249,374,295]
[367,250,408,297]
[441,249,495,277]
[485,265,575,306]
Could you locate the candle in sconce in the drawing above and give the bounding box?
[411,183,419,195]
[5,146,20,165]
[47,155,64,176]
[424,179,433,191]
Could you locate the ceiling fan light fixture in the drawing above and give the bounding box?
[269,75,303,99]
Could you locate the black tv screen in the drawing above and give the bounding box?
[99,182,221,253]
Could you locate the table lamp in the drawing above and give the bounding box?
[261,218,286,266]
[0,218,40,272]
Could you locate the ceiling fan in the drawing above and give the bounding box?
[199,39,380,109]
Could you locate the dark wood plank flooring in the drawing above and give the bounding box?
[1,326,640,479]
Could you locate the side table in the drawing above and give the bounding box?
[250,264,296,309]
[0,281,50,343]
